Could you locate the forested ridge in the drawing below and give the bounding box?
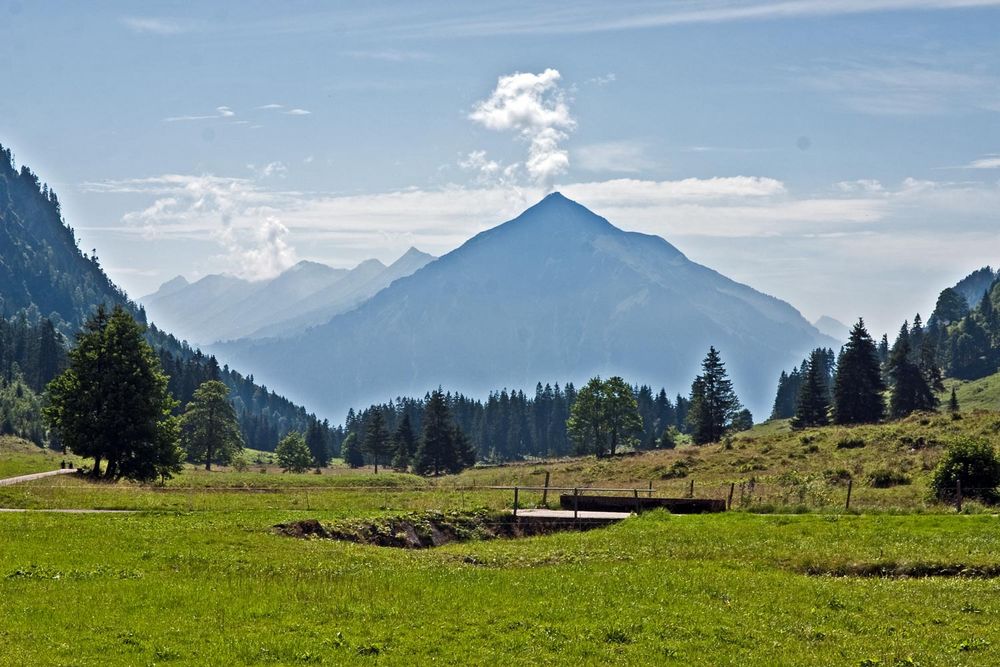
[0,143,332,450]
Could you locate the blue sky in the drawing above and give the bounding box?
[2,1,1000,335]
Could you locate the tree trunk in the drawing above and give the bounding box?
[90,456,102,479]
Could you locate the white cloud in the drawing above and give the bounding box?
[120,17,197,35]
[248,161,288,178]
[83,174,297,280]
[257,103,284,110]
[587,73,617,86]
[961,155,1000,169]
[164,106,236,123]
[469,68,576,187]
[284,108,312,116]
[575,141,654,173]
[835,179,885,193]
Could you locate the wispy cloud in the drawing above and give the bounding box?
[284,108,312,116]
[256,103,284,110]
[343,49,431,62]
[120,16,199,35]
[164,106,235,123]
[796,58,1000,115]
[955,154,1000,169]
[575,141,654,174]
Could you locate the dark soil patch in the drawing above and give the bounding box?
[273,510,610,549]
[800,561,1000,578]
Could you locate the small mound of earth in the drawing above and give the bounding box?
[800,561,1000,578]
[274,510,605,549]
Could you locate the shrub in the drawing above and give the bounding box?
[836,436,865,450]
[865,468,911,488]
[930,438,1000,504]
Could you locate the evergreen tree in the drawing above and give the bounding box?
[275,431,312,473]
[391,413,416,471]
[180,379,244,470]
[44,305,182,482]
[948,386,960,414]
[362,409,391,473]
[340,432,364,468]
[929,287,969,328]
[792,349,831,428]
[686,347,743,445]
[305,419,329,468]
[832,319,885,425]
[887,335,937,418]
[412,389,471,476]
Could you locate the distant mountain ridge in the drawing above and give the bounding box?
[216,192,834,419]
[141,248,435,344]
[813,316,851,343]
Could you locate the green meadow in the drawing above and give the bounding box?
[4,410,1000,666]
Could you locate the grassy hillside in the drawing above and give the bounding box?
[0,436,73,479]
[944,372,1000,412]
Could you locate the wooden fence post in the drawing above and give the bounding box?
[956,479,963,512]
[542,471,551,506]
[513,486,519,517]
[727,482,735,510]
[845,479,852,512]
[648,480,654,497]
[633,488,640,514]
[573,487,579,521]
[688,479,694,498]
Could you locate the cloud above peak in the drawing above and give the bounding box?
[469,68,576,187]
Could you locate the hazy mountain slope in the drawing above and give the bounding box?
[191,260,348,342]
[142,274,260,344]
[953,266,997,308]
[813,316,850,343]
[246,248,436,339]
[217,193,833,419]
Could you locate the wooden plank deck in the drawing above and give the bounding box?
[512,508,632,522]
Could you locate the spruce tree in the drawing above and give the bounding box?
[362,409,391,473]
[792,349,831,428]
[832,319,885,424]
[413,390,471,476]
[391,413,416,471]
[340,432,364,468]
[686,347,743,445]
[887,334,937,418]
[180,379,244,470]
[948,386,960,414]
[305,419,329,468]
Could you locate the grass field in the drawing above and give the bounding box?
[0,436,77,479]
[2,511,1000,665]
[3,406,1000,665]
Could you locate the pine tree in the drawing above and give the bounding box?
[792,349,831,428]
[833,319,885,425]
[686,347,743,445]
[180,379,244,470]
[391,413,416,471]
[887,334,937,418]
[413,390,471,476]
[362,410,391,473]
[305,419,329,468]
[603,376,642,456]
[948,386,960,414]
[340,432,364,468]
[44,305,182,482]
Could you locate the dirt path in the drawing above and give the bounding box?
[0,468,77,487]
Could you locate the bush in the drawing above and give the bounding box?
[931,438,1000,504]
[836,436,865,450]
[865,468,911,488]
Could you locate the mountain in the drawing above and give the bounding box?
[952,266,997,308]
[141,249,435,344]
[216,193,834,419]
[0,142,335,451]
[812,316,850,343]
[247,247,436,339]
